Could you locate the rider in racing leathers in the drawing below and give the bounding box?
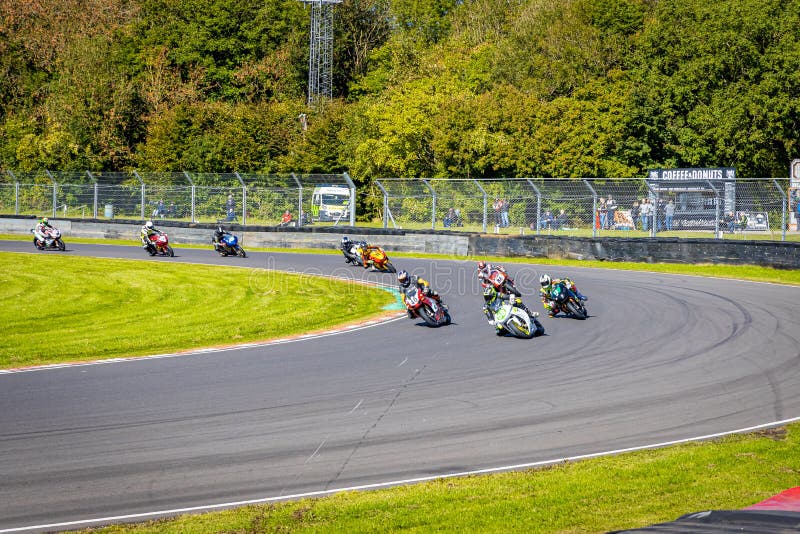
[398,270,443,319]
[482,283,538,325]
[341,236,368,265]
[539,273,588,317]
[33,217,53,246]
[140,220,163,249]
[212,225,229,251]
[476,261,536,319]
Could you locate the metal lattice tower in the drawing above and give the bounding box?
[300,0,341,108]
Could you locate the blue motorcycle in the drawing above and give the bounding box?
[215,233,247,258]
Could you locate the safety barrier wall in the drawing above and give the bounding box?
[3,216,799,269]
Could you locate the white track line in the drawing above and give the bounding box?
[3,416,799,533]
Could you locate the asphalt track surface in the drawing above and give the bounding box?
[2,240,800,532]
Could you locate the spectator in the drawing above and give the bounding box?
[443,208,457,228]
[225,194,236,222]
[500,198,510,227]
[640,198,653,232]
[493,198,502,227]
[724,211,735,233]
[606,195,617,229]
[166,201,177,218]
[664,200,675,231]
[597,198,608,230]
[279,210,293,227]
[553,209,568,230]
[155,199,165,219]
[537,210,554,230]
[630,201,640,230]
[737,212,749,231]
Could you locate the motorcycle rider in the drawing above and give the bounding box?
[476,260,536,318]
[212,225,229,251]
[140,220,163,249]
[398,270,443,319]
[33,217,53,246]
[341,236,362,264]
[481,283,538,325]
[539,273,588,317]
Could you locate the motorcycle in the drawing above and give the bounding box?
[32,227,66,251]
[550,281,588,319]
[491,299,544,338]
[480,266,521,297]
[144,232,174,257]
[403,286,451,327]
[362,245,396,273]
[215,233,247,257]
[342,242,364,266]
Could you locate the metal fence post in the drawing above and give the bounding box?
[133,171,145,220]
[87,171,98,218]
[526,179,541,236]
[291,173,303,227]
[422,179,435,229]
[773,179,787,241]
[375,180,389,229]
[583,179,597,238]
[234,172,246,225]
[46,170,57,218]
[183,171,196,223]
[343,172,356,226]
[473,179,488,233]
[705,180,720,238]
[8,170,19,215]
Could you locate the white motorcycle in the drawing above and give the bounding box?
[491,300,544,339]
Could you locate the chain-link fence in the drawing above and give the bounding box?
[1,170,355,228]
[373,177,793,240]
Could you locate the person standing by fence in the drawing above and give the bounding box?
[664,200,675,231]
[225,194,236,222]
[640,198,653,232]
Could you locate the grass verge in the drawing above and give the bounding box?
[0,253,396,368]
[84,424,800,533]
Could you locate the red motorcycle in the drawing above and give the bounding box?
[403,286,451,327]
[480,266,521,297]
[145,232,174,257]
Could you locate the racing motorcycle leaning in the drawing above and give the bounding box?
[215,233,247,257]
[144,232,174,257]
[403,285,451,327]
[363,246,396,272]
[480,266,521,297]
[32,226,66,251]
[489,297,545,338]
[550,280,588,319]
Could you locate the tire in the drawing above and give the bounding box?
[419,306,439,327]
[443,311,451,326]
[167,246,175,257]
[33,238,44,250]
[533,319,545,336]
[57,239,66,251]
[565,301,586,320]
[385,262,397,273]
[507,317,534,339]
[237,247,247,258]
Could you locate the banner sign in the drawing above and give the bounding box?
[647,167,736,181]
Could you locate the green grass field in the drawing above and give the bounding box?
[0,253,397,368]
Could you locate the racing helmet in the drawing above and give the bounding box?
[217,226,224,234]
[341,236,349,245]
[539,274,551,287]
[397,270,410,288]
[477,260,486,270]
[41,217,49,226]
[145,221,154,229]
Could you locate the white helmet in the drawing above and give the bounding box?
[539,274,551,287]
[342,236,349,244]
[145,221,154,229]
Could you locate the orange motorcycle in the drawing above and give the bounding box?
[361,245,396,273]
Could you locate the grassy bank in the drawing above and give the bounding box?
[85,423,800,533]
[0,253,396,368]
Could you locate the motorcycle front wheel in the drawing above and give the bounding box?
[236,247,247,258]
[167,246,175,257]
[507,317,534,339]
[385,262,397,273]
[57,238,66,251]
[419,306,440,327]
[565,301,586,320]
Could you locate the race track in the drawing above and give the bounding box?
[2,240,800,532]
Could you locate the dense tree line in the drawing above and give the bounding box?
[1,0,799,216]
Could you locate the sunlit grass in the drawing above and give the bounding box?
[0,253,396,368]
